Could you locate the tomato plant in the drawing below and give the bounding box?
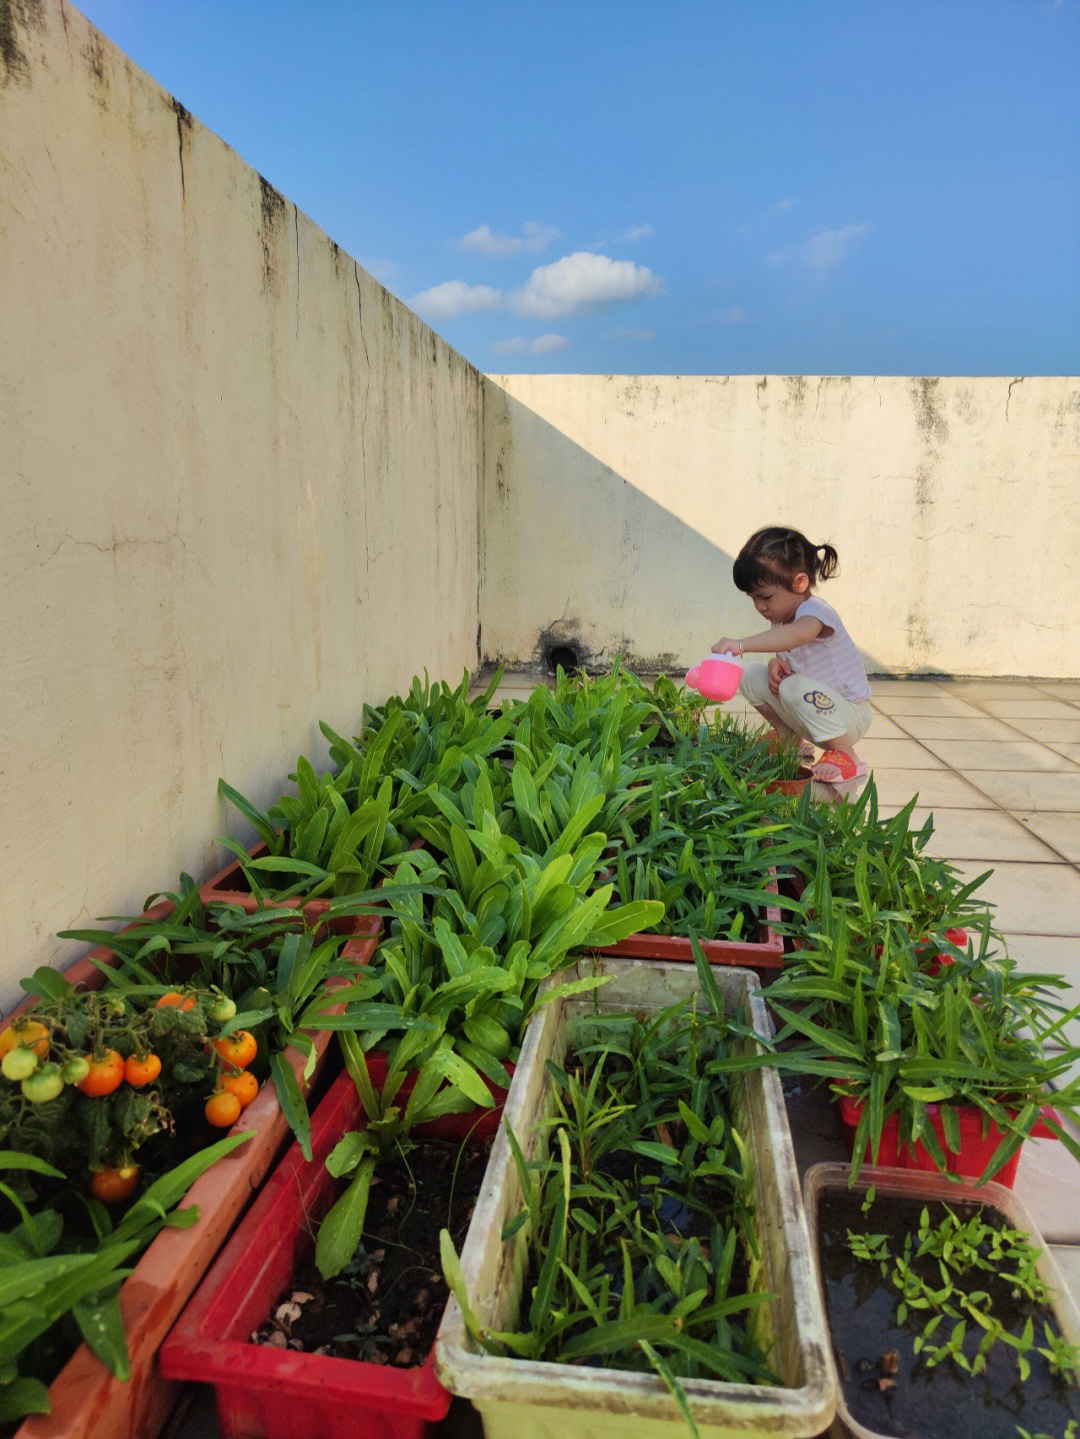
[76,1049,125,1097]
[89,1163,140,1203]
[204,1090,242,1128]
[209,996,237,1023]
[155,991,197,1011]
[220,1069,259,1108]
[0,1018,50,1061]
[123,1053,162,1087]
[211,1031,258,1070]
[2,1046,40,1082]
[62,1055,90,1085]
[22,1063,65,1103]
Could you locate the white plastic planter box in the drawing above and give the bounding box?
[436,958,837,1439]
[804,1162,1080,1439]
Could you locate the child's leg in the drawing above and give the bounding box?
[739,664,807,744]
[774,677,872,781]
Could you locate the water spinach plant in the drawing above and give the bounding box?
[441,976,781,1437]
[750,867,1080,1183]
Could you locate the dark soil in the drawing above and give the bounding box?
[817,1188,1080,1438]
[251,1135,492,1366]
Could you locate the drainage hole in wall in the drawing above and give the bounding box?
[543,642,582,676]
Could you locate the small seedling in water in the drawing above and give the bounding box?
[848,1199,1077,1385]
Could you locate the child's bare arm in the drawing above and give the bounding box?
[712,616,824,655]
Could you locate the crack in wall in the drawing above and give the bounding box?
[172,99,191,204]
[1006,376,1024,422]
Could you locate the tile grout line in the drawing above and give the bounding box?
[939,684,1080,873]
[872,685,1080,873]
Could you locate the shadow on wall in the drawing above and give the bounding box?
[481,389,889,679]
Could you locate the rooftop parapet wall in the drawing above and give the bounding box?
[0,0,482,1008]
[483,374,1080,679]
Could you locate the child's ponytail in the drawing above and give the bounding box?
[815,542,838,581]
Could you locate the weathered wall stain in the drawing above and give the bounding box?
[0,0,44,85]
[911,376,948,445]
[258,173,288,296]
[80,25,106,103]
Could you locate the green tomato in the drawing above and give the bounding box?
[21,1063,64,1103]
[209,996,237,1024]
[2,1047,39,1082]
[62,1055,91,1085]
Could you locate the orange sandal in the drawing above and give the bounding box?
[811,749,868,784]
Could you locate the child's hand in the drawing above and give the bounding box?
[767,656,792,696]
[711,638,742,655]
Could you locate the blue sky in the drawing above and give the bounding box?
[78,1,1079,376]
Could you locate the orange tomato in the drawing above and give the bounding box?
[90,1165,140,1203]
[123,1052,162,1087]
[0,1019,51,1062]
[204,1090,242,1128]
[220,1069,259,1108]
[76,1049,125,1096]
[155,991,197,1011]
[211,1030,258,1070]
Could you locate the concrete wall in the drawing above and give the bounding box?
[482,374,1080,679]
[0,1,482,1009]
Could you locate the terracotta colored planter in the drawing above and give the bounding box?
[199,838,332,920]
[14,906,380,1439]
[763,767,813,797]
[589,871,785,969]
[835,1089,1061,1188]
[160,1066,498,1439]
[199,835,424,920]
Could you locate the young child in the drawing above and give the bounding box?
[712,526,872,784]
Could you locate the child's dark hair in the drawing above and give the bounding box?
[732,526,839,594]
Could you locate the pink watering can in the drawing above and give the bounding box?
[685,653,744,702]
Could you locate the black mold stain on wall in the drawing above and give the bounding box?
[0,0,44,86]
[911,376,948,445]
[258,173,288,295]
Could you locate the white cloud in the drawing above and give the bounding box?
[767,224,870,271]
[491,333,570,356]
[720,307,750,326]
[532,332,571,353]
[617,223,655,242]
[459,222,560,256]
[805,224,871,270]
[409,280,503,318]
[510,252,664,318]
[412,252,663,323]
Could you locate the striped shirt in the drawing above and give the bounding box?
[781,597,872,703]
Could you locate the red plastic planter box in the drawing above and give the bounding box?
[13,906,380,1439]
[835,1090,1061,1188]
[160,1065,501,1439]
[589,871,785,969]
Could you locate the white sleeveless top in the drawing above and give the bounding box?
[781,597,872,703]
